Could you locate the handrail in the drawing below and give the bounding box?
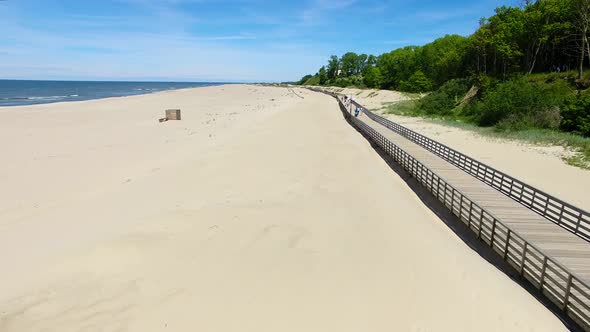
[310,87,590,330]
[312,88,590,242]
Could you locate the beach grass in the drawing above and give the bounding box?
[383,101,590,170]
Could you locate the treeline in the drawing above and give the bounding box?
[300,0,589,91]
[298,0,590,139]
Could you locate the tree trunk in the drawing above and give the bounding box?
[494,49,497,74]
[528,42,541,74]
[581,26,587,79]
[483,49,487,74]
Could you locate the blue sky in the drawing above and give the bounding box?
[0,0,515,82]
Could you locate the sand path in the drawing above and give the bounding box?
[0,85,567,331]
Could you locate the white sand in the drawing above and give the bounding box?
[308,85,409,110]
[0,85,566,331]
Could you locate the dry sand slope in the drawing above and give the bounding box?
[0,85,566,331]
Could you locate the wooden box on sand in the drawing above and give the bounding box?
[159,109,182,122]
[166,109,181,120]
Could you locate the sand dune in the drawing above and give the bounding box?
[0,85,566,331]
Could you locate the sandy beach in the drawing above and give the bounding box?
[0,85,567,331]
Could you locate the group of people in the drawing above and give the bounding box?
[343,95,364,118]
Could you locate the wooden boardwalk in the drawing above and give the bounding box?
[331,96,590,330]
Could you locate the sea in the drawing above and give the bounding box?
[0,80,225,107]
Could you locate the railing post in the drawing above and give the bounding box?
[459,195,464,221]
[520,242,528,276]
[503,229,511,261]
[564,275,573,311]
[490,218,497,247]
[451,189,455,214]
[477,209,484,239]
[575,211,583,234]
[557,206,564,227]
[468,202,473,229]
[540,256,548,290]
[543,199,549,216]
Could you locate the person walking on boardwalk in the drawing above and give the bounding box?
[354,105,364,117]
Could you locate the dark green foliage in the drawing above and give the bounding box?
[326,55,339,80]
[318,67,327,85]
[477,77,563,128]
[418,91,455,115]
[363,66,382,88]
[419,35,470,86]
[297,75,312,85]
[561,95,590,136]
[332,75,364,88]
[300,0,588,90]
[303,75,320,86]
[399,71,432,93]
[417,79,471,115]
[378,46,419,90]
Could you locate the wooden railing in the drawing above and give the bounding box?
[359,108,590,242]
[311,88,590,242]
[317,91,590,330]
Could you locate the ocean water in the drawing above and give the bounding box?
[0,80,224,107]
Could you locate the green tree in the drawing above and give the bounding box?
[340,52,359,76]
[318,66,328,85]
[419,34,469,86]
[298,74,312,85]
[326,55,340,80]
[379,46,419,89]
[363,66,382,88]
[400,71,432,92]
[561,95,590,136]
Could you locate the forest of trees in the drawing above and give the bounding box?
[298,0,590,139]
[301,0,590,90]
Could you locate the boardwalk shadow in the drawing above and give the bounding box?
[337,103,582,332]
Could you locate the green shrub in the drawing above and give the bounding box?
[330,75,364,88]
[419,91,454,115]
[298,74,313,85]
[363,67,382,88]
[478,77,563,128]
[417,79,471,116]
[385,100,419,116]
[304,75,320,86]
[561,95,590,137]
[399,71,432,93]
[496,106,562,130]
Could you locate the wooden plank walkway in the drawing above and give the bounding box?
[358,111,590,279]
[332,97,590,330]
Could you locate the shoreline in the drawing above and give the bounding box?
[0,81,232,109]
